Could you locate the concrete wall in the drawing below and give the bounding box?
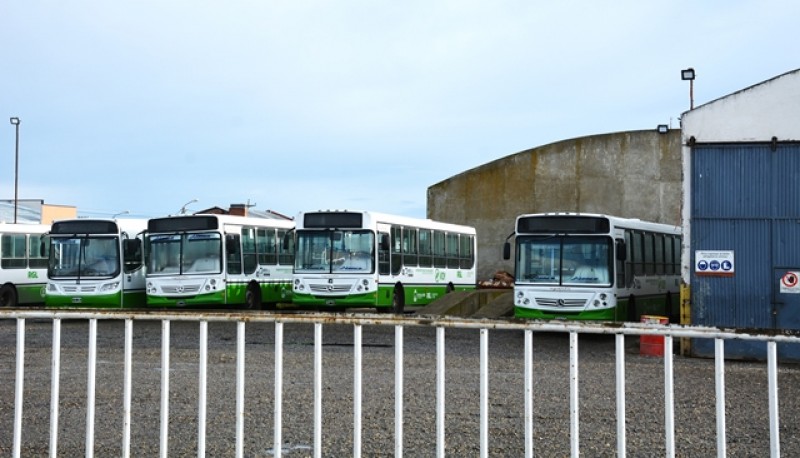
[427,129,682,282]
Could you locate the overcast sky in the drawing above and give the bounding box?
[1,1,797,221]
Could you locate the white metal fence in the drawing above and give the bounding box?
[2,309,799,457]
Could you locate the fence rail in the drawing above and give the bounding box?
[2,309,798,457]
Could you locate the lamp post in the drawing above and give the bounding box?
[681,68,696,110]
[9,117,20,224]
[179,198,198,215]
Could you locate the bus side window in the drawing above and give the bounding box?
[123,238,143,273]
[433,231,446,268]
[418,229,432,267]
[1,234,27,269]
[278,229,294,265]
[378,232,390,275]
[226,234,242,275]
[390,226,402,275]
[242,227,258,275]
[402,227,418,267]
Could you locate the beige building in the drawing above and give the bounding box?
[427,129,682,282]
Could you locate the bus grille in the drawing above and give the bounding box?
[62,285,97,293]
[534,297,587,308]
[162,284,202,294]
[309,283,353,294]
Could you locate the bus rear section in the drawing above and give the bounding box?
[46,219,147,308]
[0,223,50,307]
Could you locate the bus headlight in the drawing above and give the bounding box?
[100,282,120,292]
[517,291,524,299]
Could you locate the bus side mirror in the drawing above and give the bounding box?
[616,240,626,261]
[503,242,511,260]
[123,239,141,256]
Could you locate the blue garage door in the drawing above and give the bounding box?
[691,142,800,360]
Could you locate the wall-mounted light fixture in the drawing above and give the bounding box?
[681,67,696,110]
[656,125,669,134]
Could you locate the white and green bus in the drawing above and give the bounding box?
[46,218,147,308]
[292,210,477,313]
[0,223,50,307]
[145,214,294,309]
[504,212,681,322]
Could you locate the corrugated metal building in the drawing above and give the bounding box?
[681,68,800,360]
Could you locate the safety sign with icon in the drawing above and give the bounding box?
[695,250,735,277]
[780,271,800,294]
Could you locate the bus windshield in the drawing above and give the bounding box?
[49,236,120,278]
[516,235,611,286]
[295,230,374,274]
[148,232,222,275]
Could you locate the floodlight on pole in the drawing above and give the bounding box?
[9,117,20,224]
[681,68,696,110]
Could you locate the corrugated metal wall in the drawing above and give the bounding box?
[691,143,800,360]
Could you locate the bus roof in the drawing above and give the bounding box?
[514,212,680,235]
[296,210,476,234]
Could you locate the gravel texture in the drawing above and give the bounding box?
[1,316,799,457]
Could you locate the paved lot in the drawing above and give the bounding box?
[1,315,800,456]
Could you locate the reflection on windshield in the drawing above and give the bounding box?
[49,237,120,278]
[295,230,374,274]
[516,235,611,286]
[148,232,222,275]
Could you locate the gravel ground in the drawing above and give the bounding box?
[1,315,799,457]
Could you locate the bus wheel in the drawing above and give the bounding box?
[245,283,262,310]
[392,286,405,314]
[445,283,455,293]
[0,285,18,307]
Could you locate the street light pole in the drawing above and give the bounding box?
[9,117,20,224]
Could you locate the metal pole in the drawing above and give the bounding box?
[690,79,694,110]
[10,118,20,223]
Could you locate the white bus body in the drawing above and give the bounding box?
[504,213,681,321]
[145,214,295,309]
[0,223,50,307]
[292,210,477,313]
[46,218,147,308]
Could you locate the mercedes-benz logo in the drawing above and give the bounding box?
[327,284,334,292]
[557,299,566,307]
[176,285,184,293]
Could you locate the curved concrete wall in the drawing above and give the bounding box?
[427,129,682,282]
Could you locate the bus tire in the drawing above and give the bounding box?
[392,286,405,314]
[245,283,262,310]
[446,283,455,293]
[627,295,637,322]
[0,284,18,308]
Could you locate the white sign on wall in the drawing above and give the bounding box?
[695,250,735,277]
[780,271,800,294]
